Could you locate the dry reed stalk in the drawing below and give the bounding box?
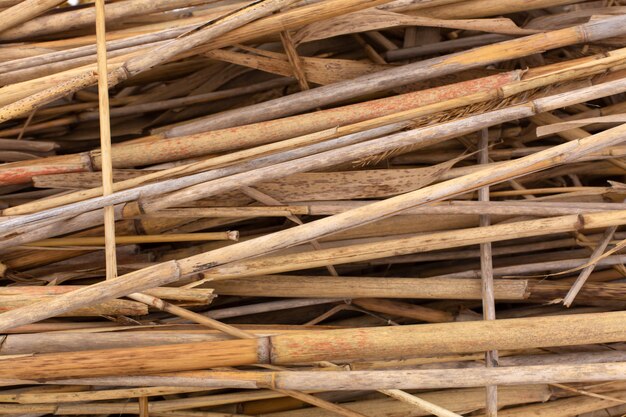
[39,362,626,391]
[379,389,464,417]
[94,0,117,281]
[1,311,626,379]
[24,232,238,247]
[209,275,529,299]
[0,0,66,33]
[563,225,618,306]
[478,128,498,417]
[197,214,626,279]
[0,386,209,404]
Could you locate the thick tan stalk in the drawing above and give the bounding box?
[0,297,147,316]
[269,312,626,365]
[0,286,214,303]
[0,386,208,403]
[132,362,626,391]
[0,0,65,33]
[0,312,625,379]
[95,0,117,280]
[416,0,586,18]
[209,275,530,300]
[199,212,626,279]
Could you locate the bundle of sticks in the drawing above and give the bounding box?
[2,0,626,416]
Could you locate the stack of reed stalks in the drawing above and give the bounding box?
[1,0,626,416]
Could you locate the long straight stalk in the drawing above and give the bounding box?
[95,0,117,280]
[478,128,498,416]
[0,312,625,379]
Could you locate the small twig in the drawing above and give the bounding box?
[563,225,618,307]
